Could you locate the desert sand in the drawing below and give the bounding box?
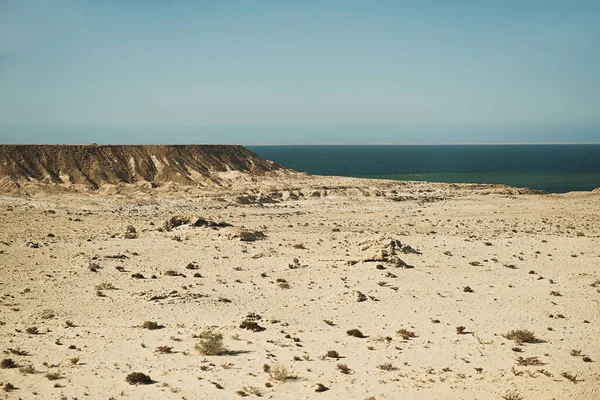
[1,171,599,400]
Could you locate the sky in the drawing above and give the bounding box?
[0,0,599,144]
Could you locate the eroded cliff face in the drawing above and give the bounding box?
[0,144,288,190]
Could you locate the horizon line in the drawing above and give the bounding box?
[245,142,600,146]
[2,142,600,146]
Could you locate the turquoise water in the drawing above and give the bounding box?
[248,145,600,193]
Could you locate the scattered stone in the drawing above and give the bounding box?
[124,225,138,239]
[362,238,417,267]
[356,291,367,302]
[240,320,266,332]
[401,244,422,255]
[193,217,232,228]
[234,195,258,205]
[237,230,266,242]
[314,383,329,392]
[163,216,190,231]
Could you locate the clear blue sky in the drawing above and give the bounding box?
[1,0,599,144]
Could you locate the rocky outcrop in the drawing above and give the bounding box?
[0,144,288,190]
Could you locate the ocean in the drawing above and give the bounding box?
[247,144,600,193]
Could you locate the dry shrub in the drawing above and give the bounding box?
[326,350,340,359]
[154,346,173,354]
[337,363,352,374]
[19,364,36,374]
[516,356,543,366]
[561,371,580,383]
[314,383,329,392]
[0,359,16,369]
[45,371,63,381]
[7,348,28,356]
[377,363,397,371]
[126,372,152,385]
[397,329,416,340]
[142,321,163,330]
[346,329,365,338]
[95,282,116,290]
[268,363,293,381]
[501,391,524,400]
[194,331,226,356]
[502,330,537,345]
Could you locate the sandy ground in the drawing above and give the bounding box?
[0,175,599,400]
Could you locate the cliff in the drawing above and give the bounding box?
[0,144,288,190]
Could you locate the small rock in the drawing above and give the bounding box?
[124,225,137,239]
[356,291,367,302]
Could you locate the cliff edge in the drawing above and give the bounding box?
[0,144,288,191]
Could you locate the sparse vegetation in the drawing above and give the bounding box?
[516,356,543,366]
[502,330,537,345]
[267,363,293,381]
[95,282,116,290]
[347,329,365,338]
[126,372,152,385]
[1,358,16,369]
[3,382,15,392]
[141,321,164,330]
[19,364,36,374]
[456,326,466,334]
[242,385,263,396]
[337,363,352,374]
[560,371,580,383]
[7,348,28,356]
[397,329,416,340]
[154,346,173,354]
[377,363,397,371]
[326,350,340,359]
[25,327,39,335]
[239,320,266,332]
[194,331,226,356]
[314,383,329,392]
[501,391,524,400]
[44,371,63,380]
